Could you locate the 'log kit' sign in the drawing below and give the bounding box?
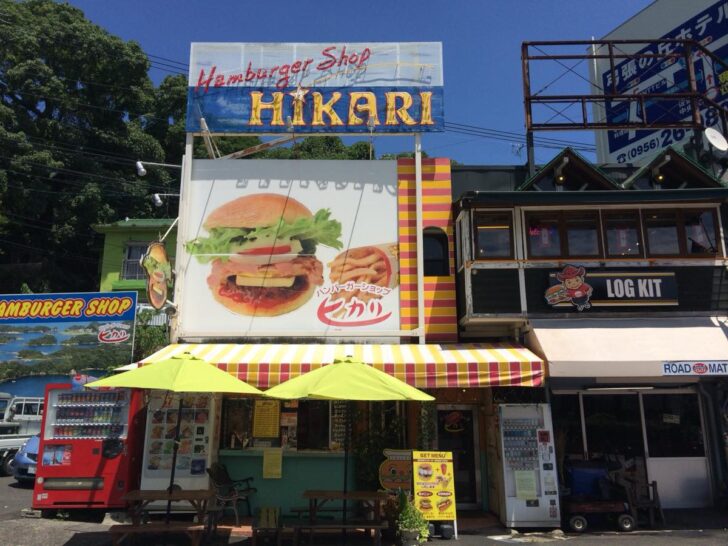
[544,266,677,311]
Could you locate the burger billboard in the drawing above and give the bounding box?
[176,159,400,338]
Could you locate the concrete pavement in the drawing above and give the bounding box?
[1,475,727,545]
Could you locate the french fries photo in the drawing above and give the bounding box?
[327,244,399,314]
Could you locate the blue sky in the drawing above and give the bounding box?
[68,0,653,165]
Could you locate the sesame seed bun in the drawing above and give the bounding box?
[204,193,312,230]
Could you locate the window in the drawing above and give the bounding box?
[564,212,600,257]
[643,209,719,257]
[22,402,39,415]
[644,210,680,256]
[642,394,704,457]
[604,211,643,257]
[423,227,450,276]
[526,212,561,257]
[684,210,718,255]
[474,212,513,259]
[121,242,148,280]
[525,211,600,258]
[220,398,341,451]
[296,401,331,450]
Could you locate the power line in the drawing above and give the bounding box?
[0,134,181,179]
[0,154,174,190]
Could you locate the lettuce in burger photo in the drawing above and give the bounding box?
[186,193,342,317]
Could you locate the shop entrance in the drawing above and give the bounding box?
[552,389,710,509]
[436,405,479,509]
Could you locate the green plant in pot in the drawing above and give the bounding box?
[396,490,429,545]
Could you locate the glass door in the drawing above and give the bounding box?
[436,405,479,508]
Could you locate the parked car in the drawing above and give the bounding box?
[11,434,39,483]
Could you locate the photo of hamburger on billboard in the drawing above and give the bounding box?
[141,242,173,310]
[185,193,342,317]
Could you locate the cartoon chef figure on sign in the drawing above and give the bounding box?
[554,265,593,311]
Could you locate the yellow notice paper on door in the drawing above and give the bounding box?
[514,470,538,500]
[263,448,283,479]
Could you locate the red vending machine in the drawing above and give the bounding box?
[33,383,145,511]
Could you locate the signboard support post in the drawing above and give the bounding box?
[171,135,194,344]
[415,134,425,344]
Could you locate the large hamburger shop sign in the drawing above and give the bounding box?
[186,42,444,133]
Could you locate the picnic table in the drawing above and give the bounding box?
[108,489,215,546]
[284,489,389,545]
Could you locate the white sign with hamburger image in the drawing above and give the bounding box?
[179,160,399,336]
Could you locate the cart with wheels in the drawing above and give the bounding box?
[565,499,635,532]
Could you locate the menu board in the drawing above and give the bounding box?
[412,450,456,521]
[253,400,281,438]
[330,401,349,450]
[145,393,210,477]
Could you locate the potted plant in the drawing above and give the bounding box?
[396,491,429,545]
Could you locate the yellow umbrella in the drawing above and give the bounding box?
[86,352,264,521]
[86,352,263,395]
[265,358,432,542]
[264,357,434,401]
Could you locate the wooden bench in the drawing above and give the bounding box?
[284,519,388,546]
[108,522,206,546]
[252,506,281,546]
[288,506,340,519]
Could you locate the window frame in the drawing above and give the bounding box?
[513,206,722,261]
[524,210,602,259]
[472,210,515,261]
[641,208,721,258]
[642,208,682,258]
[681,208,720,257]
[562,210,603,259]
[423,226,450,276]
[602,209,645,259]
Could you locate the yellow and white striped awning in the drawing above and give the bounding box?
[141,343,543,389]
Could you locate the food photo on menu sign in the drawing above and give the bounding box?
[181,162,401,335]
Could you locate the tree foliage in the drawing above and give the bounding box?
[0,0,176,292]
[0,0,402,295]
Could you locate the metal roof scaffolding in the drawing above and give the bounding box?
[521,39,728,174]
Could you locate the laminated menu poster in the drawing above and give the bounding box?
[145,393,210,478]
[412,451,456,521]
[253,400,281,439]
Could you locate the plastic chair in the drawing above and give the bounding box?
[206,463,257,525]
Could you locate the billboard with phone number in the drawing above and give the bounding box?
[186,42,444,134]
[593,0,728,164]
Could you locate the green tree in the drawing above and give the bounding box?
[0,0,174,292]
[132,310,169,362]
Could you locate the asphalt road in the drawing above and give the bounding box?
[0,474,727,545]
